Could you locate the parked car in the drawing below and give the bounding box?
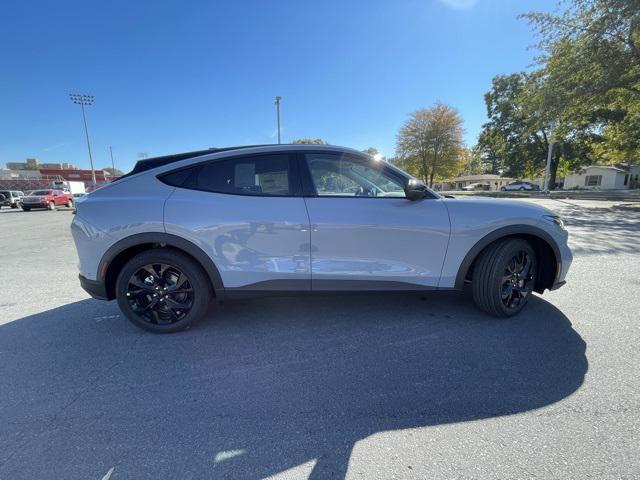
[0,190,24,209]
[71,144,572,333]
[462,182,490,191]
[21,189,74,211]
[501,181,540,191]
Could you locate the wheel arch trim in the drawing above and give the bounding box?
[454,224,561,290]
[98,232,225,299]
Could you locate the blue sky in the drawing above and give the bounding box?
[0,0,556,172]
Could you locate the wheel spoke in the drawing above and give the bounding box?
[167,288,192,295]
[167,273,189,292]
[165,297,190,310]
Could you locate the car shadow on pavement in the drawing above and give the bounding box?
[556,202,640,255]
[0,292,587,479]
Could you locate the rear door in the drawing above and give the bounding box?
[300,152,451,290]
[163,152,311,291]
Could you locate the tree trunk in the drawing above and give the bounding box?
[549,156,559,190]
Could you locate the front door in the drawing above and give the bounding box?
[301,152,450,290]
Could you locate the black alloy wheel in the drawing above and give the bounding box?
[500,250,535,311]
[472,238,537,317]
[116,249,212,332]
[126,263,194,325]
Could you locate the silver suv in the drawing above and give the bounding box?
[0,190,24,209]
[71,145,572,332]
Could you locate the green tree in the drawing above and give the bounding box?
[461,147,489,176]
[291,138,328,145]
[522,0,640,160]
[474,72,590,188]
[395,103,465,187]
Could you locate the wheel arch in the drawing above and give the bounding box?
[455,225,561,294]
[100,233,224,300]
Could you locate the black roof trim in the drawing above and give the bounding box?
[114,144,276,181]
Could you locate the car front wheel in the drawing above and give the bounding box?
[471,238,537,317]
[116,249,212,332]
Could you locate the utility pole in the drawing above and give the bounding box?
[109,145,116,176]
[69,93,97,185]
[274,96,282,144]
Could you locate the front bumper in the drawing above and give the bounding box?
[79,274,109,300]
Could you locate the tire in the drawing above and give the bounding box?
[11,204,17,209]
[48,201,56,211]
[66,198,73,208]
[471,238,537,317]
[22,207,31,211]
[519,186,525,191]
[500,187,506,191]
[116,249,212,333]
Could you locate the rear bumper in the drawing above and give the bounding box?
[79,274,109,300]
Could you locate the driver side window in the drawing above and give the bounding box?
[304,153,405,197]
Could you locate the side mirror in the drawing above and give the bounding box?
[404,179,427,201]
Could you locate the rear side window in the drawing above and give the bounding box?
[160,168,195,187]
[161,154,294,196]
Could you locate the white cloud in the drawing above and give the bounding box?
[438,0,479,9]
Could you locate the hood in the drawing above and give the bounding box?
[23,194,50,200]
[442,196,557,229]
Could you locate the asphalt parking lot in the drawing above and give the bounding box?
[1,199,639,479]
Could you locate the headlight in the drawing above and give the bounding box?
[543,215,565,230]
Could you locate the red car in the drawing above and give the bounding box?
[21,189,74,211]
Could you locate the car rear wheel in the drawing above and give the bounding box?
[48,201,56,211]
[66,198,73,208]
[471,238,537,317]
[500,187,506,191]
[116,249,212,333]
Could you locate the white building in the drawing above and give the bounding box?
[563,165,640,190]
[446,174,514,191]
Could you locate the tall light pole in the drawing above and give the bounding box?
[274,96,282,144]
[69,93,96,185]
[109,146,116,173]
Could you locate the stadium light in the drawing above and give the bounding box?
[69,93,97,185]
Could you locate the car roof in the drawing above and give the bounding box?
[115,144,369,181]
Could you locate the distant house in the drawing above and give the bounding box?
[563,164,640,190]
[436,174,514,191]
